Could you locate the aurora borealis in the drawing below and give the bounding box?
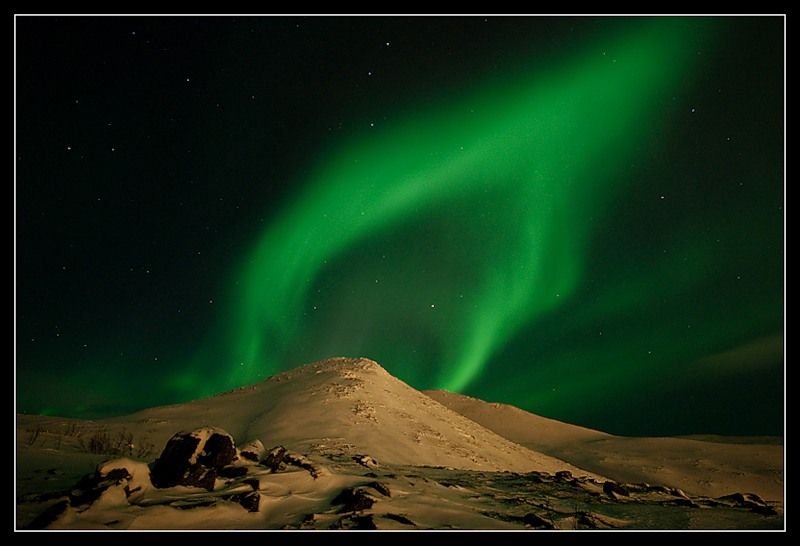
[16,16,784,436]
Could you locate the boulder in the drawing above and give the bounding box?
[603,481,630,497]
[331,487,378,512]
[718,492,777,515]
[367,481,391,497]
[522,512,554,529]
[69,459,153,506]
[353,454,379,469]
[284,451,326,478]
[555,470,573,482]
[234,491,261,512]
[330,514,377,530]
[150,427,237,490]
[670,487,689,499]
[25,500,69,530]
[263,445,288,472]
[238,439,266,463]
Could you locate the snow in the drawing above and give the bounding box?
[426,389,784,501]
[96,458,153,503]
[96,357,598,476]
[16,357,784,530]
[183,426,234,465]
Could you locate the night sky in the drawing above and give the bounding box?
[16,16,784,436]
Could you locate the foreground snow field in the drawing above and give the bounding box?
[17,357,783,530]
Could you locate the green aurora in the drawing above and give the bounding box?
[172,17,782,434]
[224,19,708,391]
[18,17,783,435]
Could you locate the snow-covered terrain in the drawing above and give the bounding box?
[425,389,784,502]
[16,357,784,530]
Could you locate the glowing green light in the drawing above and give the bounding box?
[186,18,712,394]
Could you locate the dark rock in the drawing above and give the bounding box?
[603,481,630,497]
[624,482,652,493]
[150,428,236,490]
[576,512,619,529]
[555,470,573,481]
[383,513,415,526]
[218,466,248,479]
[720,492,763,505]
[189,466,217,491]
[25,499,69,529]
[367,481,391,497]
[238,439,266,462]
[670,487,689,499]
[719,492,745,505]
[353,454,379,469]
[150,433,200,488]
[102,468,130,482]
[330,514,377,530]
[263,445,288,472]
[522,512,555,529]
[240,451,259,462]
[718,492,777,515]
[70,466,132,506]
[750,505,778,516]
[243,478,260,491]
[123,484,142,497]
[197,433,237,468]
[284,451,324,478]
[331,487,378,512]
[234,491,261,512]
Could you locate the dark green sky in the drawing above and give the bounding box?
[16,16,783,436]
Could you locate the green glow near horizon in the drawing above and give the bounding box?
[182,19,711,394]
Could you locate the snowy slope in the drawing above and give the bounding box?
[94,357,598,476]
[425,389,783,501]
[16,358,784,529]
